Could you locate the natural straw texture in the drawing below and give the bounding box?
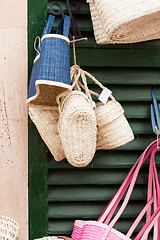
[87,0,160,44]
[70,64,134,150]
[96,101,134,149]
[29,107,65,162]
[59,91,97,168]
[0,216,19,240]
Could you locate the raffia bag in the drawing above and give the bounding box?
[29,107,65,161]
[87,0,160,44]
[59,90,97,168]
[96,100,134,149]
[0,216,19,240]
[71,65,134,150]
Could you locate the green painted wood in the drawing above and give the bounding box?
[47,169,149,185]
[71,48,160,67]
[48,201,147,218]
[83,67,160,85]
[28,0,48,239]
[48,185,147,201]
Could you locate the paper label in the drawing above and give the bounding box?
[98,87,112,104]
[92,101,96,109]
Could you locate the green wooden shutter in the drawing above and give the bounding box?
[28,1,160,240]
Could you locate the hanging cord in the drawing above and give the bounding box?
[155,126,160,151]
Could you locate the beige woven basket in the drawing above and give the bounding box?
[96,100,134,150]
[59,90,97,168]
[0,216,19,240]
[87,0,160,44]
[29,107,65,162]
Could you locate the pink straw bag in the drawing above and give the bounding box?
[71,140,160,240]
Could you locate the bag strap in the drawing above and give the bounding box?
[134,206,160,240]
[56,15,71,38]
[42,14,55,37]
[126,158,159,238]
[98,140,157,224]
[100,141,160,240]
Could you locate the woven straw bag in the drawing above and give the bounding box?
[87,0,160,44]
[70,65,134,150]
[59,90,97,168]
[96,100,134,150]
[29,107,65,162]
[71,140,160,240]
[27,14,72,109]
[0,216,19,240]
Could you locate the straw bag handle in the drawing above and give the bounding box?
[70,64,115,103]
[99,140,160,239]
[42,14,55,37]
[56,15,71,37]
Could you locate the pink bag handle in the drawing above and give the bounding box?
[99,140,160,239]
[106,142,159,229]
[126,165,158,238]
[146,148,160,240]
[98,140,158,224]
[135,206,160,240]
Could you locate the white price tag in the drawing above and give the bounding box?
[98,87,112,104]
[92,101,96,109]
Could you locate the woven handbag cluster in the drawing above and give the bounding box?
[71,140,160,240]
[27,14,134,166]
[87,0,160,44]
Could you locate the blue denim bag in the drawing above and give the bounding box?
[27,14,71,109]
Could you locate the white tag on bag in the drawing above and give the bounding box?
[92,101,96,109]
[98,87,112,104]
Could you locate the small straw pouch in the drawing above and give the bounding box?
[71,139,160,240]
[71,65,134,150]
[87,0,160,44]
[29,107,65,162]
[0,215,19,240]
[27,14,72,109]
[59,90,97,168]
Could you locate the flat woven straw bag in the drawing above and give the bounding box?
[59,90,97,168]
[0,216,19,240]
[71,65,134,150]
[27,14,72,109]
[87,0,160,44]
[29,107,65,162]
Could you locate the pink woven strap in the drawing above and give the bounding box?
[99,140,160,240]
[98,140,158,224]
[146,148,160,240]
[134,206,160,240]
